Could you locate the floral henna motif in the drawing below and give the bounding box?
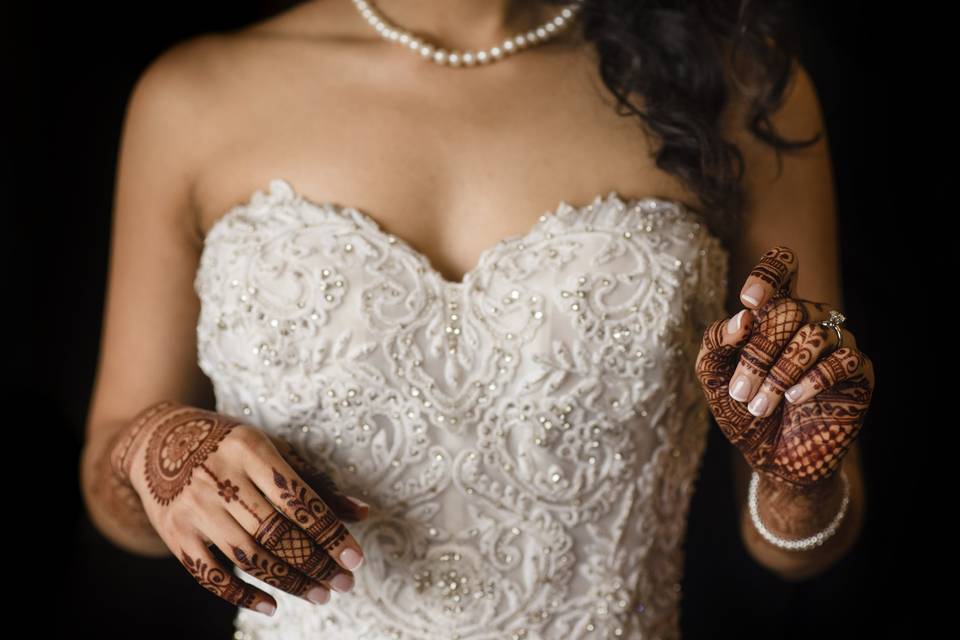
[140,409,241,505]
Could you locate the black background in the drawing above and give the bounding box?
[9,2,918,638]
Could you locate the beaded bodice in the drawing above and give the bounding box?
[194,178,729,640]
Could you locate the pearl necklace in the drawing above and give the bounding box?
[350,0,586,67]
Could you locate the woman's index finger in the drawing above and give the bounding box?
[740,245,799,310]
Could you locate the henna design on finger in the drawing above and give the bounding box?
[180,549,259,609]
[764,323,830,398]
[265,435,362,518]
[733,297,810,405]
[231,545,313,597]
[196,464,263,523]
[271,467,351,551]
[807,347,861,393]
[254,511,341,581]
[749,246,797,299]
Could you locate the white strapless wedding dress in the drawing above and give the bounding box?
[193,178,729,640]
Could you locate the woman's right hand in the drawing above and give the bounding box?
[107,400,368,616]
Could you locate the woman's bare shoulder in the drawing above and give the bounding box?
[137,1,359,101]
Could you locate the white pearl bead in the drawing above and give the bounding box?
[350,0,584,68]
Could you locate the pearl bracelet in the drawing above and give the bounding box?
[748,470,850,551]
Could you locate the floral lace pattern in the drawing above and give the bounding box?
[193,178,729,639]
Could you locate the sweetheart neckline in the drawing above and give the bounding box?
[201,177,705,288]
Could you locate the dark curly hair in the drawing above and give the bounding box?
[260,0,821,249]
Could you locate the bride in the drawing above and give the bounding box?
[79,1,874,638]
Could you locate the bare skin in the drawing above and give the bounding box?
[80,0,868,619]
[185,0,699,273]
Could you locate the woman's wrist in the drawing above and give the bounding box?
[753,468,847,540]
[81,400,185,556]
[108,399,180,487]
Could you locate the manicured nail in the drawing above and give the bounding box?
[747,393,768,416]
[345,495,369,510]
[331,573,354,593]
[340,547,364,570]
[307,585,330,604]
[727,309,745,334]
[785,385,802,403]
[741,283,764,306]
[730,376,749,401]
[255,601,276,616]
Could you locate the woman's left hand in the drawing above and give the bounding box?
[694,245,876,487]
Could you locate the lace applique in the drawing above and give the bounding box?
[194,178,729,639]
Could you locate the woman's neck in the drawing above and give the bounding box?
[360,0,556,51]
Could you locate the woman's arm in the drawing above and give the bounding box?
[721,60,866,580]
[78,37,216,557]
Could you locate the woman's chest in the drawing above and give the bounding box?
[191,43,697,285]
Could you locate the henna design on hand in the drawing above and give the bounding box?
[189,463,335,602]
[108,401,360,610]
[696,247,875,489]
[140,409,240,505]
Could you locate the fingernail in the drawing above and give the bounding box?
[255,601,276,616]
[331,573,354,593]
[307,585,330,604]
[345,495,370,510]
[730,376,750,402]
[741,283,764,306]
[785,385,802,403]
[747,393,768,416]
[340,547,364,570]
[727,309,745,334]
